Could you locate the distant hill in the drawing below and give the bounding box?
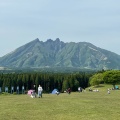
[0,38,120,70]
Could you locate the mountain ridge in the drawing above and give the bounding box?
[0,38,120,70]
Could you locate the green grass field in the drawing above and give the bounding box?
[0,84,120,120]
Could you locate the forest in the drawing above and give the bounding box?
[0,72,93,93]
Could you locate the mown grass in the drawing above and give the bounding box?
[0,85,120,120]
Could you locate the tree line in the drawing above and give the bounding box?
[1,70,120,93]
[0,72,92,93]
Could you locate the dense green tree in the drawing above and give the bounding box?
[103,70,120,88]
[62,79,69,92]
[69,75,79,91]
[89,73,103,86]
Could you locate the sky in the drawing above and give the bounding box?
[0,0,120,57]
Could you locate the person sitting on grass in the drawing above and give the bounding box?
[31,91,35,98]
[55,90,60,95]
[67,88,71,94]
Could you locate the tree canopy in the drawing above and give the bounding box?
[89,73,103,86]
[103,70,120,88]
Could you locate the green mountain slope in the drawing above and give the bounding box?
[0,38,120,70]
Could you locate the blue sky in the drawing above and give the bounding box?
[0,0,120,57]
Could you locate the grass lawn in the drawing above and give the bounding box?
[0,84,120,120]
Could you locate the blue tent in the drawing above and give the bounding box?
[115,86,119,89]
[51,89,58,94]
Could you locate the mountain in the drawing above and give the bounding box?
[0,38,120,70]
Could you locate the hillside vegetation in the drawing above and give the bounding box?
[0,38,120,70]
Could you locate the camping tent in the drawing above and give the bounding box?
[28,90,34,95]
[115,86,119,89]
[51,89,59,94]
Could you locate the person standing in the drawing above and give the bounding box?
[38,85,43,98]
[107,88,110,94]
[33,84,36,97]
[78,87,80,93]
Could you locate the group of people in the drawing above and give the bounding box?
[31,84,43,98]
[31,85,112,98]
